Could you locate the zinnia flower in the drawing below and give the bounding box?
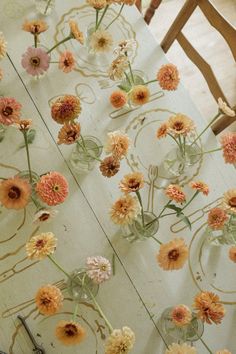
[193,291,225,324]
[87,0,107,9]
[110,194,140,225]
[33,209,58,224]
[156,123,168,139]
[22,20,48,34]
[105,131,130,159]
[86,255,112,284]
[21,47,50,77]
[171,305,192,327]
[218,98,235,117]
[157,63,180,91]
[51,95,81,124]
[222,189,236,214]
[129,85,150,106]
[207,208,228,230]
[17,119,32,131]
[190,181,209,196]
[168,114,195,136]
[0,176,31,209]
[90,29,113,53]
[113,39,137,58]
[26,232,57,260]
[0,32,7,59]
[110,90,127,109]
[36,172,69,206]
[165,343,196,354]
[57,122,81,144]
[58,51,76,73]
[69,20,84,44]
[119,172,144,193]
[0,96,22,126]
[105,326,135,354]
[35,284,63,315]
[165,184,186,203]
[108,55,128,81]
[55,320,86,346]
[220,132,236,164]
[157,238,188,271]
[216,350,232,354]
[229,246,236,263]
[99,156,120,177]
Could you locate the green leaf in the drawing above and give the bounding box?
[117,84,131,93]
[18,129,36,150]
[166,204,182,214]
[178,214,192,230]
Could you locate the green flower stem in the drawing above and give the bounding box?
[178,135,184,157]
[181,191,199,212]
[105,3,124,30]
[47,36,72,54]
[23,131,33,184]
[144,79,158,85]
[86,287,114,333]
[159,211,176,218]
[128,61,135,84]
[135,190,145,227]
[0,177,7,180]
[190,112,221,147]
[95,5,109,30]
[44,0,52,14]
[95,9,99,27]
[78,136,102,162]
[72,302,79,322]
[167,133,182,150]
[151,236,162,245]
[34,34,38,48]
[124,71,132,87]
[50,61,59,63]
[190,147,222,156]
[143,201,172,229]
[48,255,72,279]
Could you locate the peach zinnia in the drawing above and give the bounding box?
[129,85,150,106]
[119,172,144,193]
[157,63,180,91]
[35,284,63,315]
[110,194,140,225]
[22,20,48,34]
[193,291,225,324]
[229,246,236,263]
[55,320,86,345]
[57,122,81,145]
[51,95,81,124]
[105,131,130,159]
[36,172,69,206]
[222,189,236,215]
[190,181,209,196]
[220,132,236,164]
[168,114,195,136]
[156,123,168,139]
[157,238,188,271]
[0,176,31,210]
[59,51,76,73]
[0,97,22,126]
[165,184,186,203]
[99,156,120,178]
[69,20,84,44]
[171,305,192,327]
[207,208,228,230]
[26,232,57,260]
[110,90,127,109]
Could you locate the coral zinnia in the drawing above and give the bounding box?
[26,232,57,260]
[220,132,236,164]
[190,180,209,196]
[119,172,144,193]
[0,96,22,126]
[36,172,69,206]
[59,51,76,73]
[55,320,86,345]
[21,47,50,77]
[157,63,180,91]
[51,95,81,124]
[193,291,225,324]
[57,122,81,145]
[35,284,63,315]
[222,189,236,215]
[165,343,196,354]
[110,194,140,225]
[156,123,168,139]
[105,326,135,354]
[110,90,127,109]
[129,85,150,106]
[165,184,186,203]
[171,304,192,327]
[207,207,228,230]
[157,238,188,271]
[229,246,236,263]
[0,176,31,209]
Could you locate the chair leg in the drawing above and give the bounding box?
[144,0,162,25]
[135,0,142,13]
[212,115,236,135]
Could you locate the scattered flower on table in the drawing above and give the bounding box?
[157,238,188,271]
[35,284,63,315]
[105,326,135,354]
[129,85,150,106]
[90,29,113,53]
[110,194,141,225]
[156,63,180,91]
[33,209,58,224]
[0,96,22,125]
[55,320,86,346]
[220,132,236,164]
[36,171,69,206]
[58,51,76,73]
[119,172,144,193]
[228,246,236,263]
[0,176,31,209]
[21,47,50,77]
[165,184,186,203]
[105,130,131,159]
[51,95,82,124]
[99,156,120,177]
[193,291,225,325]
[86,255,112,284]
[165,343,196,354]
[0,32,7,59]
[171,304,192,327]
[189,180,209,196]
[57,122,81,145]
[222,189,236,214]
[207,207,228,230]
[26,232,57,260]
[110,90,127,109]
[218,98,235,117]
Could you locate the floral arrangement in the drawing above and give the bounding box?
[21,19,84,77]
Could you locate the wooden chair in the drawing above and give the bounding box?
[135,0,163,24]
[159,0,236,134]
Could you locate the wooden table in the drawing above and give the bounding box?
[0,0,235,353]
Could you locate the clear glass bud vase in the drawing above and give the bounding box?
[35,0,55,15]
[67,268,99,302]
[207,214,236,246]
[122,211,159,243]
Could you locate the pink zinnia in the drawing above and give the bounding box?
[36,171,69,206]
[58,51,76,73]
[208,207,228,230]
[86,256,112,284]
[220,132,236,164]
[0,97,22,125]
[171,304,192,327]
[165,184,186,203]
[21,46,50,77]
[190,181,209,196]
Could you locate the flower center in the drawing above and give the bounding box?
[63,59,70,67]
[67,130,77,139]
[229,197,236,207]
[8,186,21,200]
[3,106,13,116]
[173,121,184,131]
[168,249,179,260]
[39,213,50,221]
[65,324,77,337]
[53,184,60,192]
[98,37,106,47]
[35,239,46,249]
[137,92,145,100]
[30,56,41,67]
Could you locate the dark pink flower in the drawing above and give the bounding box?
[0,97,22,125]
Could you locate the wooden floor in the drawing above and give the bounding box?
[145,0,236,126]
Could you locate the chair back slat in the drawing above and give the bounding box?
[212,107,236,134]
[198,0,236,61]
[177,32,229,104]
[144,0,162,25]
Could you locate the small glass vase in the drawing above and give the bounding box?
[122,211,159,243]
[69,135,103,174]
[0,124,6,142]
[67,268,99,302]
[160,307,204,344]
[207,214,236,246]
[163,142,202,177]
[119,70,147,93]
[35,0,55,15]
